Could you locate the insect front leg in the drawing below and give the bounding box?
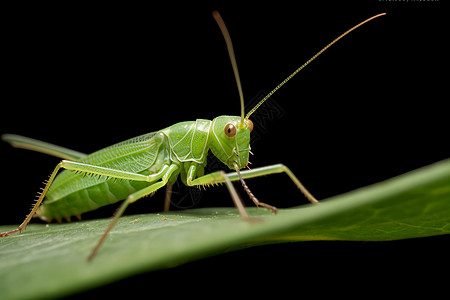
[191,163,318,205]
[185,164,249,219]
[234,164,319,204]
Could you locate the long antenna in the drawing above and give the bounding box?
[245,13,386,120]
[213,10,246,127]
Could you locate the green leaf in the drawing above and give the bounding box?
[1,159,450,299]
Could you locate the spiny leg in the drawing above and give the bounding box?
[190,163,318,208]
[186,164,248,219]
[0,160,170,237]
[88,164,179,261]
[238,164,319,204]
[0,162,64,237]
[188,164,274,216]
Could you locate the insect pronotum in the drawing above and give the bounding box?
[0,11,386,260]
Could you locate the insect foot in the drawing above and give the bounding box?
[256,202,278,214]
[233,163,278,214]
[0,228,20,237]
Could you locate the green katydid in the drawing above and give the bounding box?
[0,11,386,260]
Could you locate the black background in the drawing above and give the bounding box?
[1,1,448,297]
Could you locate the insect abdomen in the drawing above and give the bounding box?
[36,179,151,221]
[36,132,169,221]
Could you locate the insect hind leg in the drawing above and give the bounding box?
[87,164,180,261]
[0,160,172,238]
[0,162,64,237]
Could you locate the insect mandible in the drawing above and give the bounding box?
[0,11,386,260]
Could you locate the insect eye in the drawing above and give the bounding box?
[247,119,254,132]
[224,123,237,138]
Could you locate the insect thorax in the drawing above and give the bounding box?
[162,119,212,165]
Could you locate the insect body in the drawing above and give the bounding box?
[0,11,386,260]
[34,116,257,222]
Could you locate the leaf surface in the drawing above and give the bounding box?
[1,159,450,299]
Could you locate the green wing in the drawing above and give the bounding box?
[78,132,160,173]
[46,132,163,200]
[2,134,87,160]
[3,133,164,200]
[2,133,160,173]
